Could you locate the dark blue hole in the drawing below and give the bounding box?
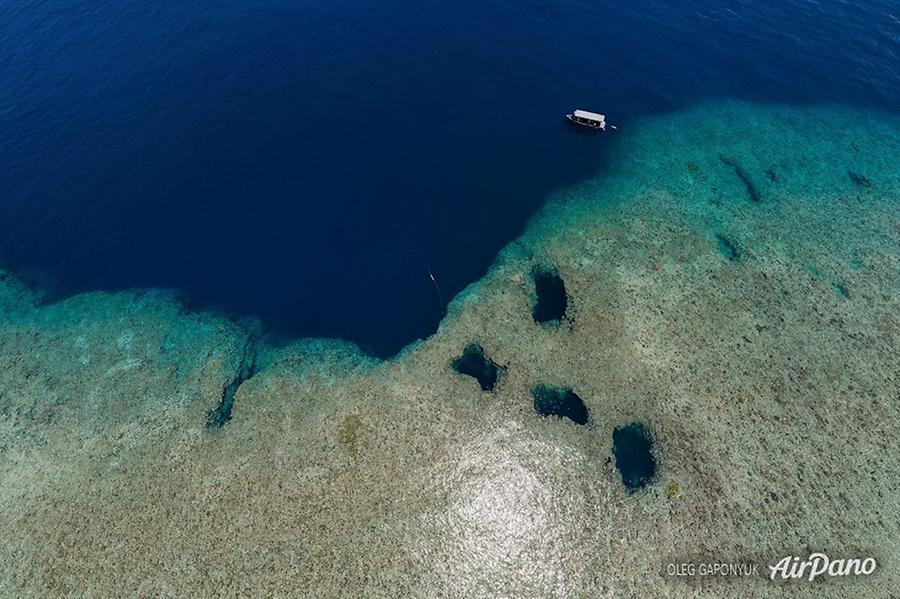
[532,269,568,324]
[532,385,588,425]
[452,344,501,391]
[612,422,657,491]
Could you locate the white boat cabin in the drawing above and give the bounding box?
[566,109,606,130]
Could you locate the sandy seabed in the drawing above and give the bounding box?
[1,100,898,597]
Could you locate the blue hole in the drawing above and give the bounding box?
[532,268,568,323]
[613,423,657,491]
[452,344,501,391]
[532,385,588,425]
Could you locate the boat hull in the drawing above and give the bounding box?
[565,114,605,131]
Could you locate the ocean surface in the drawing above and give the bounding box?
[1,0,898,357]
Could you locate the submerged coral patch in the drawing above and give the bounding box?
[338,414,365,457]
[531,385,588,425]
[715,233,740,262]
[451,344,501,391]
[532,268,568,324]
[206,381,238,430]
[612,423,656,491]
[848,170,872,188]
[718,154,762,203]
[832,281,851,299]
[207,341,258,430]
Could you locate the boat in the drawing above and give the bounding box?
[566,109,607,131]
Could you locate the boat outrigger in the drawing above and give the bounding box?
[566,109,615,131]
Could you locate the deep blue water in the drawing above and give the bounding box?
[1,1,897,356]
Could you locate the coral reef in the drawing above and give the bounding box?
[0,101,898,597]
[719,154,763,203]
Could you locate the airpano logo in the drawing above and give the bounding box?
[664,552,878,583]
[768,552,877,582]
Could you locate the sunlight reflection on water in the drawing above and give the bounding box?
[412,424,587,596]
